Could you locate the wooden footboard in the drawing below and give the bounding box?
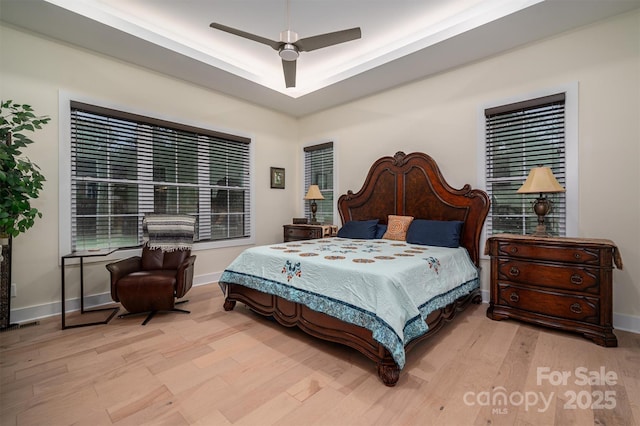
[223,283,481,386]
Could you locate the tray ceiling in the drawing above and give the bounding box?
[1,0,638,116]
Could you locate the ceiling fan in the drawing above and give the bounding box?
[209,2,361,88]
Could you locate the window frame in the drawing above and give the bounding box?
[58,92,255,258]
[302,141,336,225]
[477,83,579,253]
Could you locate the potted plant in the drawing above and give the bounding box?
[0,100,50,329]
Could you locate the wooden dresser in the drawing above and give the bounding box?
[283,224,337,242]
[485,234,622,347]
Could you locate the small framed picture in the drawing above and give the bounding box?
[270,167,285,189]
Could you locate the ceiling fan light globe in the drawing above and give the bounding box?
[279,44,299,61]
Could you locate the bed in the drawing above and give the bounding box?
[219,151,490,386]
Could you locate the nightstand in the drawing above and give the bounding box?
[485,234,622,347]
[283,224,337,242]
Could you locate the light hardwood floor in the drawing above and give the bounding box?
[1,283,638,426]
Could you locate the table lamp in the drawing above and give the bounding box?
[304,184,324,224]
[517,166,565,237]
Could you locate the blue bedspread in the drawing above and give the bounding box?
[219,237,479,369]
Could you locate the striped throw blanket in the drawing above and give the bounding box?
[143,214,195,251]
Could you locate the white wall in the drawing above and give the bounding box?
[1,24,299,320]
[299,10,640,327]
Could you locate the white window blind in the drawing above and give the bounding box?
[70,101,251,251]
[304,142,334,224]
[485,93,566,236]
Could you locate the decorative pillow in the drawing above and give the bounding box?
[375,224,387,239]
[337,219,379,239]
[382,215,414,241]
[406,219,464,248]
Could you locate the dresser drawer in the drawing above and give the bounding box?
[496,241,602,265]
[496,259,600,294]
[284,226,322,241]
[497,284,600,324]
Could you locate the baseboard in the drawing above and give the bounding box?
[194,271,222,287]
[480,288,490,304]
[9,271,223,325]
[612,312,640,334]
[9,275,640,335]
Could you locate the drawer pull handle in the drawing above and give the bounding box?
[570,274,583,285]
[570,303,582,314]
[509,266,520,277]
[509,292,519,303]
[510,247,518,254]
[574,253,581,259]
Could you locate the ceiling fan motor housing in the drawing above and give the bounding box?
[280,29,298,43]
[279,30,299,61]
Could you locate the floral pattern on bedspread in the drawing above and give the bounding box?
[219,237,479,369]
[282,260,301,281]
[425,257,441,274]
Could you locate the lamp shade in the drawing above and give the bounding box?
[517,167,565,194]
[304,184,324,200]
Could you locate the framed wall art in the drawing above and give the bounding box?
[270,167,285,189]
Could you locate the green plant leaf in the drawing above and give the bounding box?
[0,100,49,236]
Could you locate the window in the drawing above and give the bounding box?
[304,142,334,224]
[484,93,569,237]
[68,101,251,251]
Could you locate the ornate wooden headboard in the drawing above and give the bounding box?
[337,151,490,266]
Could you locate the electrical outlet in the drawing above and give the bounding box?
[11,283,16,298]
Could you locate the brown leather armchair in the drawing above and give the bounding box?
[106,245,196,325]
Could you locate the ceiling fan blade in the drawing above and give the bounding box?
[282,59,297,88]
[296,27,361,52]
[209,23,282,50]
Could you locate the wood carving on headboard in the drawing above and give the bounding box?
[337,151,490,266]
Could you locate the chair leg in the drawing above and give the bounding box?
[118,310,158,326]
[118,308,190,325]
[117,300,191,325]
[141,311,157,326]
[140,309,190,325]
[118,311,145,320]
[173,299,190,315]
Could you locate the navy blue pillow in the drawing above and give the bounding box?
[375,224,387,239]
[337,220,379,239]
[406,220,464,248]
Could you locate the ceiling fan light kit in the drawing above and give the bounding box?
[209,11,361,88]
[279,46,299,61]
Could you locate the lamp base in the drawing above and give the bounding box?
[309,200,320,225]
[529,196,553,237]
[531,224,552,237]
